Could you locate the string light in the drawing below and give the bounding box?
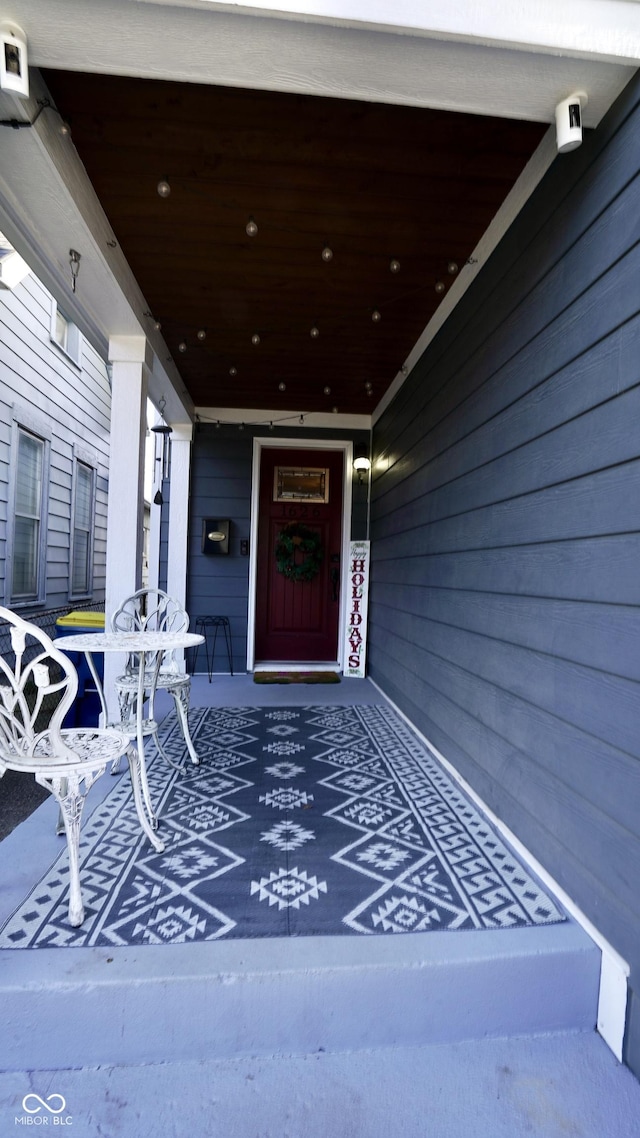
[157,178,171,198]
[246,217,258,237]
[321,246,333,262]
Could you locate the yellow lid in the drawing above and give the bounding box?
[56,611,106,628]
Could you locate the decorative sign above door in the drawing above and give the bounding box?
[274,466,330,503]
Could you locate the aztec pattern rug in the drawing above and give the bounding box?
[0,706,564,948]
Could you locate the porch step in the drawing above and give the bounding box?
[1,919,599,1071]
[3,1032,639,1138]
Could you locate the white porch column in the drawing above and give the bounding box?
[104,335,151,716]
[147,411,163,592]
[166,423,193,669]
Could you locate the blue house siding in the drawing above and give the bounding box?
[187,423,369,671]
[368,74,640,1077]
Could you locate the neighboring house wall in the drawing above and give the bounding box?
[187,423,369,670]
[0,270,110,614]
[369,74,640,1076]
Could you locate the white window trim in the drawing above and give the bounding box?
[69,453,97,601]
[5,409,52,608]
[50,299,82,367]
[0,247,31,291]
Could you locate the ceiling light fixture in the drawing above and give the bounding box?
[245,216,258,237]
[157,178,171,198]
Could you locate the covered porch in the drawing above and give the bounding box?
[1,0,640,1123]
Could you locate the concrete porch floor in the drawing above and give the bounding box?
[1,675,639,1135]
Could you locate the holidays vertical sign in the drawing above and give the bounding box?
[344,540,370,678]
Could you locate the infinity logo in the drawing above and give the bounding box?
[22,1094,67,1115]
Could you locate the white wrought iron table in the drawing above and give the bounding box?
[54,630,204,853]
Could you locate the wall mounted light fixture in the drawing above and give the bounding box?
[353,443,371,484]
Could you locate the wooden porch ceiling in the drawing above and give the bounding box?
[42,70,546,415]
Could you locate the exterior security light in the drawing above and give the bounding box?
[556,92,587,154]
[0,23,28,99]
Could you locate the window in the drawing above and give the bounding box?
[50,301,81,364]
[11,428,46,602]
[54,309,70,352]
[70,460,95,597]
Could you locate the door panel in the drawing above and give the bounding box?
[255,447,344,663]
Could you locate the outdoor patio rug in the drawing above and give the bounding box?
[254,671,341,684]
[0,705,564,948]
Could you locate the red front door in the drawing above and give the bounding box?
[255,447,344,663]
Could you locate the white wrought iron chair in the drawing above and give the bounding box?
[0,607,133,928]
[111,588,200,768]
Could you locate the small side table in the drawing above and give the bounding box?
[193,616,233,681]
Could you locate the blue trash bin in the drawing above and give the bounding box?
[56,612,105,727]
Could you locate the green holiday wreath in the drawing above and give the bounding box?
[275,522,323,583]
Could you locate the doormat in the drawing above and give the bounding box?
[254,671,341,684]
[0,705,564,948]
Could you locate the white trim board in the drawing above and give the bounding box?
[369,678,630,1063]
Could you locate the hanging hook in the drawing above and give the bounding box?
[69,249,81,293]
